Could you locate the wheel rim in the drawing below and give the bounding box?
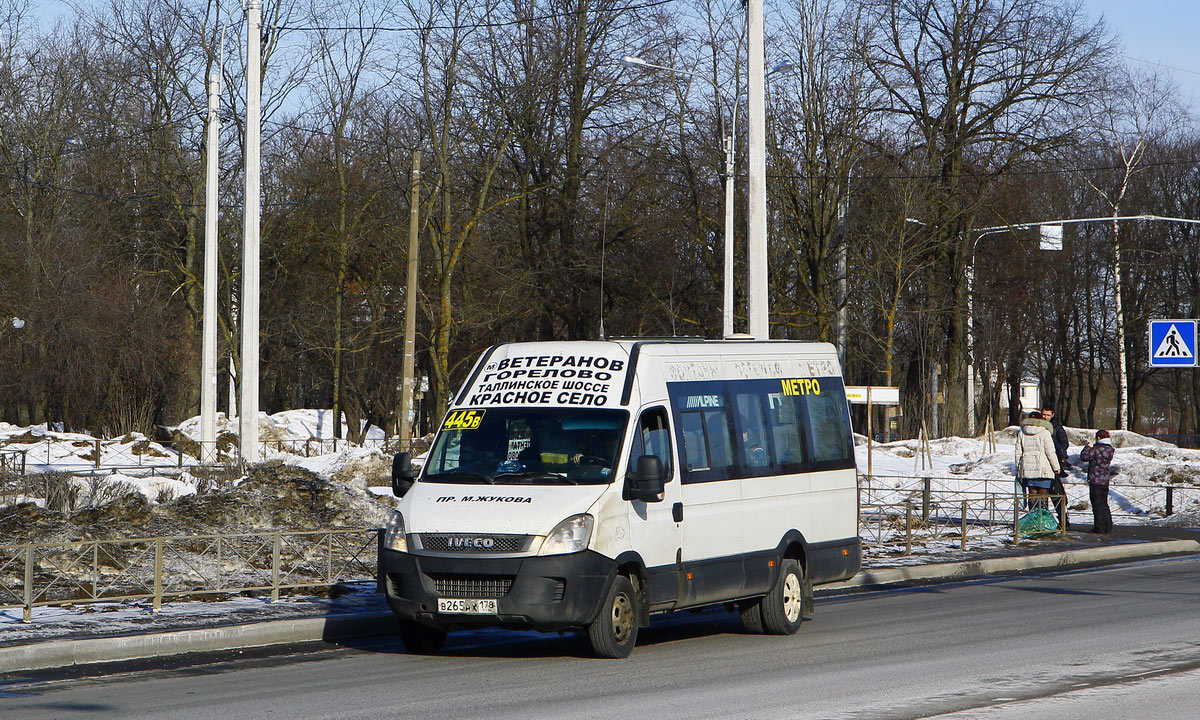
[781,572,802,623]
[611,592,634,644]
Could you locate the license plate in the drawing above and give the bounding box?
[437,598,498,614]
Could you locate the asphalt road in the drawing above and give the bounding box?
[4,556,1200,719]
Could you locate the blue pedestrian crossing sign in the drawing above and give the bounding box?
[1149,320,1197,367]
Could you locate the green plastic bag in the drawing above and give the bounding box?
[1018,508,1059,538]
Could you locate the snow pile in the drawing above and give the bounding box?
[172,409,384,449]
[1,410,401,522]
[0,425,180,472]
[1,463,391,546]
[858,425,1200,518]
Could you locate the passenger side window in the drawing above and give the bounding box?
[675,406,735,482]
[627,407,673,480]
[769,393,807,472]
[733,392,775,473]
[804,383,854,469]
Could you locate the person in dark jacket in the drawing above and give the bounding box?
[1079,429,1115,533]
[1041,407,1070,525]
[1041,408,1070,467]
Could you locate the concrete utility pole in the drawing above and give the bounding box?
[836,197,848,368]
[398,152,421,445]
[239,0,262,464]
[746,0,768,340]
[200,63,221,464]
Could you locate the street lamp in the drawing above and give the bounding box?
[906,213,1200,436]
[620,54,794,338]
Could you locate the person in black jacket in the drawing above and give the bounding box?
[1042,407,1070,525]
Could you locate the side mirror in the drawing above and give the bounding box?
[391,451,417,497]
[627,454,666,502]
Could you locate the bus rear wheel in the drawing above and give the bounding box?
[759,559,805,635]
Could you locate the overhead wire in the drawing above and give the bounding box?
[271,0,678,34]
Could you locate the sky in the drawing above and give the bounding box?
[28,0,1200,112]
[1088,0,1200,110]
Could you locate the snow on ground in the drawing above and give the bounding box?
[173,409,384,446]
[2,419,1198,642]
[0,425,180,472]
[0,582,385,646]
[858,425,1200,485]
[5,413,1199,521]
[857,425,1200,521]
[0,411,397,511]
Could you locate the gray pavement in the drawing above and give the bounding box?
[1,524,1197,676]
[4,553,1200,719]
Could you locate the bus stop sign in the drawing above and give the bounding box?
[1149,320,1197,367]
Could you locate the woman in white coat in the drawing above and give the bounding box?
[1015,411,1061,507]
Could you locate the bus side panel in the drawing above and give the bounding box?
[804,467,861,583]
[807,537,862,584]
[739,471,812,565]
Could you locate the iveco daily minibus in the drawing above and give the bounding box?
[381,339,860,657]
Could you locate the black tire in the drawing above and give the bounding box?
[587,574,639,658]
[397,618,448,654]
[760,559,805,635]
[739,599,765,634]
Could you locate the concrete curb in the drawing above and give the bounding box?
[3,540,1197,674]
[1,611,394,675]
[820,539,1200,591]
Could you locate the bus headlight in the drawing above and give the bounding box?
[540,514,594,555]
[382,511,408,552]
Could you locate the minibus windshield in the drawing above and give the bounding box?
[422,408,628,485]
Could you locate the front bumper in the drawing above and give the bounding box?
[381,549,617,632]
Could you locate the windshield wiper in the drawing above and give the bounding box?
[492,471,577,485]
[425,470,493,484]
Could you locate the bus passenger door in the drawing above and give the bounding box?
[625,407,682,611]
[677,404,744,606]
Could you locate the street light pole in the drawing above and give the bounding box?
[722,133,735,337]
[964,228,1010,437]
[621,55,791,339]
[622,55,737,338]
[239,0,262,464]
[956,213,1200,436]
[746,0,768,339]
[200,63,220,464]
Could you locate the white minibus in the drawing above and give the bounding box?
[381,339,860,657]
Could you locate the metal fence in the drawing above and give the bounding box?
[0,448,25,475]
[861,474,1200,518]
[859,492,1067,553]
[0,528,381,622]
[3,473,1189,620]
[0,437,425,476]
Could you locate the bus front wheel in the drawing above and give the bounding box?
[587,574,639,658]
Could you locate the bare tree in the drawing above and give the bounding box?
[857,0,1113,435]
[1077,65,1187,430]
